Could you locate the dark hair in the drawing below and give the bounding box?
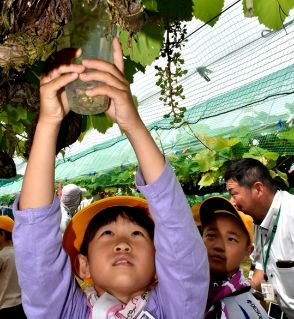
[0,228,12,241]
[80,206,154,256]
[224,158,277,193]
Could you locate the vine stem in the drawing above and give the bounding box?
[185,122,231,160]
[166,27,176,116]
[276,155,291,170]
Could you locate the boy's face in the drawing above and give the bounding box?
[77,215,155,303]
[202,214,252,281]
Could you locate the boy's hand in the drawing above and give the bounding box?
[39,49,85,126]
[79,38,144,133]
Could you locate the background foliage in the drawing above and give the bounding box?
[1,0,294,182]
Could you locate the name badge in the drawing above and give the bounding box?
[261,281,276,302]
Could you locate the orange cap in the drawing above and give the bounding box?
[191,202,202,226]
[62,196,150,275]
[0,215,14,233]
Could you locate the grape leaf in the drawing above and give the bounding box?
[194,149,216,172]
[198,172,216,189]
[243,146,279,168]
[193,0,224,27]
[120,25,164,66]
[278,127,294,141]
[253,0,294,30]
[124,56,146,84]
[90,113,113,134]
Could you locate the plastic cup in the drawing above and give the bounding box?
[65,1,114,115]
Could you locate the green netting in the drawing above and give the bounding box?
[55,137,137,180]
[2,62,293,197]
[1,63,294,196]
[55,63,294,181]
[152,63,294,129]
[1,2,294,195]
[0,178,23,195]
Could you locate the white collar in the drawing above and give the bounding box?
[88,290,151,319]
[260,190,282,230]
[92,292,122,319]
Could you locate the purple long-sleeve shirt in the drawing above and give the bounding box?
[13,161,209,319]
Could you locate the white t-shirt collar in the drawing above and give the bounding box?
[260,190,282,230]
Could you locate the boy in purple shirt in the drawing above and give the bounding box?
[13,38,208,319]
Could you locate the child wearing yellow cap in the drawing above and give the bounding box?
[199,196,267,318]
[0,216,26,318]
[12,38,208,319]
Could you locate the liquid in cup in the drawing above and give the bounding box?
[65,1,114,115]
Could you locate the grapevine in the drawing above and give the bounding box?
[155,20,188,124]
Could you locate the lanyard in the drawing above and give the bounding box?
[261,208,281,280]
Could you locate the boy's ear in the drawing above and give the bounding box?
[75,254,91,279]
[243,244,254,261]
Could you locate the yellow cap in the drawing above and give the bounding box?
[0,215,14,233]
[199,196,254,244]
[191,202,202,226]
[62,195,150,275]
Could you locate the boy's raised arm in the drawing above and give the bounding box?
[81,38,165,184]
[125,122,165,184]
[19,55,85,210]
[111,36,165,181]
[19,121,59,209]
[14,51,88,319]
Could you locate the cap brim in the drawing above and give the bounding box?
[199,196,240,226]
[62,196,149,274]
[199,196,254,245]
